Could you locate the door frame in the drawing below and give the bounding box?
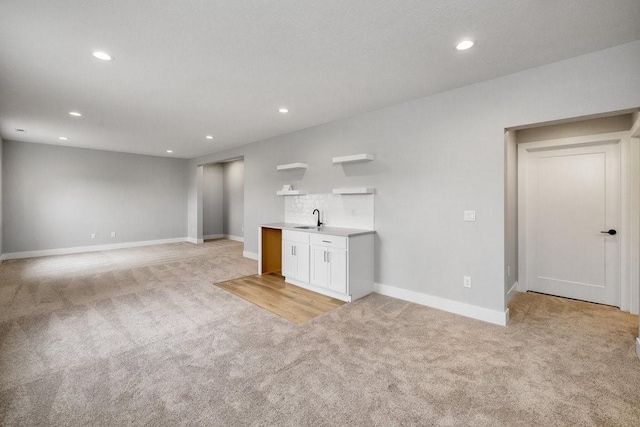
[195,156,246,245]
[517,130,639,313]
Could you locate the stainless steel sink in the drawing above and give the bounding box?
[295,226,321,229]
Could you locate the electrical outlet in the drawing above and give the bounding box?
[463,276,472,288]
[111,232,116,238]
[91,233,96,239]
[464,210,476,221]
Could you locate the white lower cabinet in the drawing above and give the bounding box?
[310,244,347,294]
[282,231,310,283]
[281,229,374,302]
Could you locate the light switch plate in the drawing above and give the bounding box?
[464,210,476,221]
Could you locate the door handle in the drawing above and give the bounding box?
[600,229,617,235]
[323,251,326,262]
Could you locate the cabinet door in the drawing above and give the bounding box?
[295,244,310,283]
[310,246,328,287]
[282,240,296,279]
[327,248,347,293]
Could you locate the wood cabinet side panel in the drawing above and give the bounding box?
[261,228,282,274]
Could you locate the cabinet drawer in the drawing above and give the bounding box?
[283,230,310,244]
[310,234,347,249]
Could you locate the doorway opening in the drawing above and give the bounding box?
[202,157,245,243]
[505,110,640,313]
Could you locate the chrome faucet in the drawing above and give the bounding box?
[312,209,323,227]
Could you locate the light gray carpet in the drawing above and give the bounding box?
[1,240,639,426]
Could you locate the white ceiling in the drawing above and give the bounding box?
[1,0,639,159]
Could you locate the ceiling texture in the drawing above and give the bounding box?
[1,0,639,158]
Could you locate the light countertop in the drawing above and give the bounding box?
[260,223,375,237]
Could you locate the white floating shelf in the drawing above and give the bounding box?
[332,153,375,164]
[332,187,375,195]
[276,190,306,196]
[277,163,308,171]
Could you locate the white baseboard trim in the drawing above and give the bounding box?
[374,283,509,326]
[202,234,243,242]
[506,281,518,304]
[1,237,188,261]
[186,237,203,244]
[517,279,527,293]
[636,337,640,359]
[203,234,224,240]
[243,251,258,260]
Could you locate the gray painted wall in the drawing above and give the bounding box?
[203,163,224,236]
[187,41,640,314]
[0,137,3,256]
[2,141,189,253]
[223,160,244,238]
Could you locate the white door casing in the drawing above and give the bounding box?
[519,138,621,306]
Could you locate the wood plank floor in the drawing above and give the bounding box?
[216,273,345,324]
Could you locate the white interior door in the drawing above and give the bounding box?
[524,141,620,306]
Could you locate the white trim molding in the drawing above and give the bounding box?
[186,237,203,244]
[637,337,640,359]
[1,237,188,261]
[507,282,518,304]
[243,251,258,260]
[375,283,509,326]
[203,234,224,240]
[202,234,244,242]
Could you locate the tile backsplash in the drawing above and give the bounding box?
[284,193,374,230]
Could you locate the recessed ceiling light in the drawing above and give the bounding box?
[92,51,113,61]
[59,136,68,140]
[278,108,289,113]
[15,128,25,132]
[166,150,173,153]
[456,40,474,50]
[69,111,82,117]
[206,135,214,140]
